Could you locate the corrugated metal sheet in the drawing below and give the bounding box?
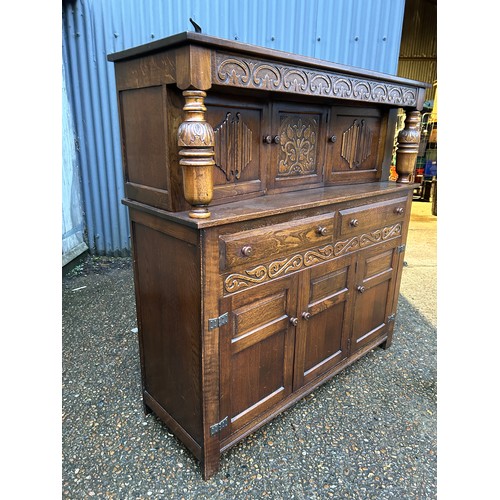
[62,0,406,255]
[397,0,437,103]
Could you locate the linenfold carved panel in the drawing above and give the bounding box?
[223,223,402,293]
[341,119,372,169]
[213,112,252,181]
[278,115,318,176]
[214,52,418,106]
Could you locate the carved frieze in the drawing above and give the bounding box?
[278,115,318,176]
[334,223,402,256]
[223,223,402,293]
[213,112,252,181]
[341,119,372,169]
[214,52,418,106]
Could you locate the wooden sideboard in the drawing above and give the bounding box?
[108,32,429,479]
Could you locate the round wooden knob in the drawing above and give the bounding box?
[328,135,337,143]
[395,207,404,215]
[263,135,272,144]
[241,245,253,257]
[302,312,311,320]
[357,285,366,293]
[350,219,359,227]
[317,226,328,236]
[289,317,299,326]
[273,135,280,144]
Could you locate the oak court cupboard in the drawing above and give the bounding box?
[107,31,430,479]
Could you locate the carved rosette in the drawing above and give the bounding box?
[178,91,215,219]
[395,111,421,184]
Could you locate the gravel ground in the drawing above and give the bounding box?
[62,205,437,499]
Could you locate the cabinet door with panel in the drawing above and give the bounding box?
[268,102,327,192]
[350,238,402,353]
[205,94,269,204]
[218,276,298,443]
[293,254,356,390]
[326,106,386,185]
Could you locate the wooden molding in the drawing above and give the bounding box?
[214,52,419,106]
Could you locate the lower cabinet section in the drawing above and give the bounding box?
[217,236,403,448]
[128,186,412,480]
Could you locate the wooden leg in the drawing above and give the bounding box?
[202,449,220,480]
[379,335,393,350]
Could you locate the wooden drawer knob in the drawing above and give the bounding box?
[263,135,280,144]
[394,207,404,215]
[241,245,253,257]
[357,285,366,293]
[349,219,359,227]
[317,226,328,236]
[289,317,299,326]
[302,312,311,320]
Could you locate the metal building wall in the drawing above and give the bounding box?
[62,0,407,256]
[397,0,436,103]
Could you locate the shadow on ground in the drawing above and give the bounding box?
[62,256,436,499]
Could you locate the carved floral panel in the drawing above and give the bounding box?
[277,115,318,177]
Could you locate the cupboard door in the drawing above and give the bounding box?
[326,106,386,185]
[205,94,269,204]
[268,102,327,191]
[350,239,401,353]
[293,254,355,389]
[219,277,298,440]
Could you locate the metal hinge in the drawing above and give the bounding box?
[387,313,396,323]
[210,416,229,436]
[396,244,406,254]
[208,312,228,331]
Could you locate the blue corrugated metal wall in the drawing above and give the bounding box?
[62,0,406,256]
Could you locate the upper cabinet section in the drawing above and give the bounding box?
[109,32,430,215]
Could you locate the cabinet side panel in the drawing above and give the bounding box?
[120,86,172,210]
[132,222,202,444]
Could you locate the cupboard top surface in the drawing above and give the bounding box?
[123,181,415,229]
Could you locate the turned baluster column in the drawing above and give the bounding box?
[395,110,421,183]
[178,90,215,219]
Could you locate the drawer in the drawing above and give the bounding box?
[339,197,407,237]
[220,214,335,272]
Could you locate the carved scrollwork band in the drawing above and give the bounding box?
[334,223,401,256]
[214,52,418,106]
[224,223,402,293]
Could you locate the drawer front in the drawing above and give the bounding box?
[220,214,335,272]
[339,197,407,237]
